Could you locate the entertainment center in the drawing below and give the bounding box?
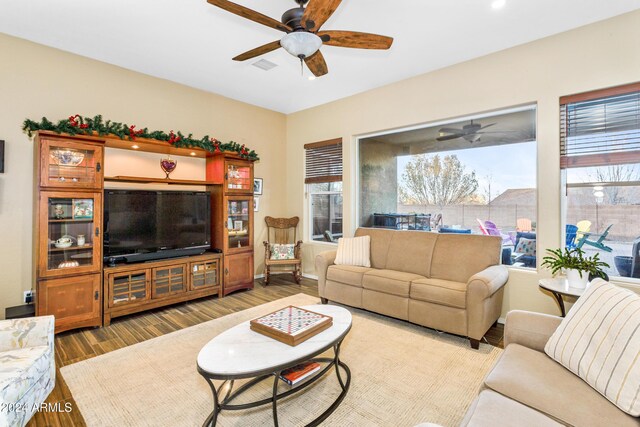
[33,131,256,333]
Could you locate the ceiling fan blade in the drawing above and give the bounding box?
[233,40,282,61]
[317,31,393,50]
[439,127,464,134]
[301,0,342,32]
[207,0,291,33]
[479,123,496,130]
[436,134,463,142]
[304,50,328,77]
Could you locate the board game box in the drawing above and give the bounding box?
[250,306,333,346]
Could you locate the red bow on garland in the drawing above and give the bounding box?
[68,114,88,129]
[128,125,144,140]
[168,130,182,144]
[211,138,221,153]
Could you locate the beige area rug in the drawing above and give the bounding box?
[61,294,502,427]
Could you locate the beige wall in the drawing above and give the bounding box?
[0,33,287,319]
[286,10,640,317]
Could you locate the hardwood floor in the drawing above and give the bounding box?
[27,274,504,426]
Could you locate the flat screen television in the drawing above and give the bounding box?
[103,190,211,264]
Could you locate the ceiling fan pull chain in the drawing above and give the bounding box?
[299,56,304,76]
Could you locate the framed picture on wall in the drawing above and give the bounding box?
[253,178,263,195]
[253,196,260,212]
[0,140,4,173]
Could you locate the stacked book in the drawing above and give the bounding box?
[279,361,321,386]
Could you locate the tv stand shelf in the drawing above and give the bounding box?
[105,176,217,186]
[103,253,222,326]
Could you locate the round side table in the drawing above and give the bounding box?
[538,278,586,317]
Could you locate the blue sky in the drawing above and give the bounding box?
[396,141,537,199]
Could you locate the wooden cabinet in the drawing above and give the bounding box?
[36,274,101,333]
[103,253,222,325]
[38,136,104,189]
[223,252,254,296]
[37,191,102,278]
[207,154,255,296]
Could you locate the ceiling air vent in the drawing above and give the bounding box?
[252,59,278,71]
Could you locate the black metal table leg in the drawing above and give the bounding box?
[272,370,281,427]
[202,377,220,427]
[552,291,566,317]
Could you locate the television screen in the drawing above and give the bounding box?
[104,190,211,260]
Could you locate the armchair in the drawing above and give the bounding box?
[263,216,303,285]
[0,316,55,427]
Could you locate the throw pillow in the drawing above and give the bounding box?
[334,235,371,267]
[269,243,295,260]
[544,279,640,416]
[515,237,536,256]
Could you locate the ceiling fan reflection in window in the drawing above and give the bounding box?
[206,0,394,77]
[436,120,522,143]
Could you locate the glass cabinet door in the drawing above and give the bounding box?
[225,160,253,193]
[38,191,102,278]
[40,138,103,189]
[225,196,253,252]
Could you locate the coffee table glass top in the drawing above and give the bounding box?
[197,305,352,377]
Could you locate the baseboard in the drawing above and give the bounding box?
[303,273,318,280]
[498,317,506,325]
[254,274,264,279]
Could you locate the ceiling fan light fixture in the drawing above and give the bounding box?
[280,32,323,59]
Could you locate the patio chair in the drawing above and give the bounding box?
[484,220,514,245]
[565,224,578,249]
[431,213,442,230]
[516,218,532,232]
[476,218,489,235]
[576,224,613,252]
[576,220,591,242]
[513,231,536,267]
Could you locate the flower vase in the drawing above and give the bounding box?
[566,268,589,289]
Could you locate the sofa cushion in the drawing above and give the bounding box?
[461,390,562,427]
[544,279,640,416]
[484,344,638,427]
[355,228,394,269]
[0,346,51,404]
[384,231,438,277]
[430,234,502,283]
[326,265,372,288]
[362,269,426,297]
[410,278,467,309]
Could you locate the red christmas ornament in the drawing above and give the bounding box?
[240,144,249,156]
[128,125,143,140]
[68,114,80,127]
[168,130,181,145]
[211,138,221,153]
[80,123,89,129]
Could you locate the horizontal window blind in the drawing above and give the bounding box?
[560,83,640,168]
[305,138,342,184]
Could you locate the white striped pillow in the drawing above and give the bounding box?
[544,279,640,416]
[334,236,371,267]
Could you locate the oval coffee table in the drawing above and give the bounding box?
[197,304,352,427]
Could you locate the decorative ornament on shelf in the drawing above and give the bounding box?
[160,156,177,179]
[22,114,259,160]
[541,247,609,289]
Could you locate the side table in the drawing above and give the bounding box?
[538,278,586,317]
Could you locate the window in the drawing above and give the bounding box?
[305,139,343,242]
[358,106,537,268]
[561,83,640,280]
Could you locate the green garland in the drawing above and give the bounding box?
[22,114,259,160]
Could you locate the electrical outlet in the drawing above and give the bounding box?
[23,290,33,304]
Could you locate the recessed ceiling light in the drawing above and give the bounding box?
[491,0,506,9]
[132,144,139,149]
[308,75,316,81]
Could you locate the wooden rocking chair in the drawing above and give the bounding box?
[263,216,303,286]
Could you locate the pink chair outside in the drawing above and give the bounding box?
[476,219,489,235]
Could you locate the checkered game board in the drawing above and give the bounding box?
[252,306,330,337]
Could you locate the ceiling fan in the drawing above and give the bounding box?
[436,120,498,143]
[206,0,394,77]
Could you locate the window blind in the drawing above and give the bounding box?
[560,82,640,168]
[304,138,343,184]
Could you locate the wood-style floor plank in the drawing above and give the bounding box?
[27,275,503,426]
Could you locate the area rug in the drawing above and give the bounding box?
[61,294,502,426]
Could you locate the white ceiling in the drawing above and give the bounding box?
[1,0,639,114]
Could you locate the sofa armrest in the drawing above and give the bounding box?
[0,315,54,353]
[315,250,337,297]
[467,265,508,300]
[504,310,562,352]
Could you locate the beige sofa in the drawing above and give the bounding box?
[316,227,508,348]
[461,310,638,426]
